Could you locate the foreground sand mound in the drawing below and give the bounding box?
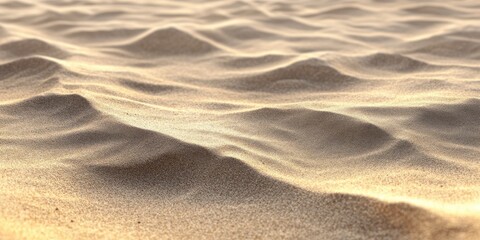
[1,94,477,239]
[234,107,392,156]
[353,98,480,147]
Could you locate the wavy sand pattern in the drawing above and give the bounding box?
[1,0,480,239]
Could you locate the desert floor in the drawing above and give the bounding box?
[1,0,480,239]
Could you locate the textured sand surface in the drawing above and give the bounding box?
[1,0,480,239]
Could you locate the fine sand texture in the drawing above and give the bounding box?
[1,0,480,239]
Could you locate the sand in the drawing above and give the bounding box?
[0,0,480,239]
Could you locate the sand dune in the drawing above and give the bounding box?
[114,27,220,57]
[1,0,480,239]
[0,39,69,59]
[215,59,361,92]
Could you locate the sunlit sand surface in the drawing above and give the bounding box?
[1,0,480,239]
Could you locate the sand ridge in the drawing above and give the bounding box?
[0,0,480,239]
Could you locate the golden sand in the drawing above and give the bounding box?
[1,0,480,239]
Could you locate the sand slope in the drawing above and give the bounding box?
[1,0,480,239]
